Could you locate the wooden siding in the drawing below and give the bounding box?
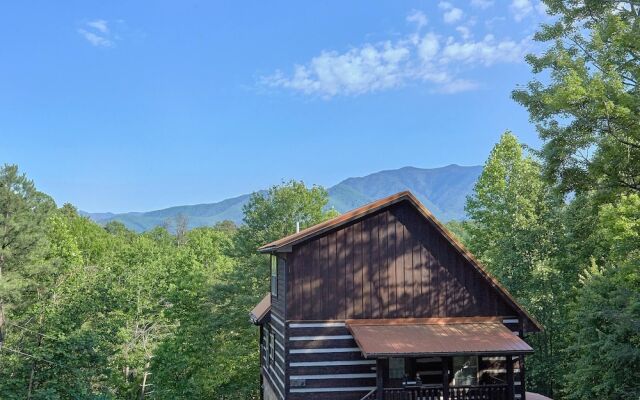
[284,320,522,400]
[286,321,376,400]
[262,256,288,400]
[262,317,286,399]
[285,201,519,321]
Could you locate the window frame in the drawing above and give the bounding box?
[271,255,278,297]
[389,357,405,379]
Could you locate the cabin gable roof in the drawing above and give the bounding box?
[258,191,542,332]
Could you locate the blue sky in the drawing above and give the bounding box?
[0,0,550,213]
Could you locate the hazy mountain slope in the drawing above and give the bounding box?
[84,164,481,232]
[87,193,251,232]
[327,164,482,221]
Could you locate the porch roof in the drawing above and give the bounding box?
[249,293,271,325]
[346,317,533,357]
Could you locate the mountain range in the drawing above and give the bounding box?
[83,164,483,232]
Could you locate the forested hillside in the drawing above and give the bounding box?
[0,174,336,399]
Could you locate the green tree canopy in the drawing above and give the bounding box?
[562,194,640,400]
[465,132,556,294]
[235,180,338,255]
[465,132,564,395]
[0,164,55,347]
[513,0,640,197]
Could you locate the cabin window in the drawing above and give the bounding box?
[271,255,278,297]
[451,356,478,386]
[269,332,276,365]
[389,357,405,379]
[479,356,507,385]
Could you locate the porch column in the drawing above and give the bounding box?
[520,355,527,400]
[442,356,449,400]
[506,355,514,400]
[376,358,384,400]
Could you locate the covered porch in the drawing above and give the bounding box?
[346,318,533,400]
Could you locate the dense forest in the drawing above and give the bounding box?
[0,1,639,399]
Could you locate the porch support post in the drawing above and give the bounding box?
[520,355,527,400]
[442,356,449,400]
[506,355,514,400]
[376,358,384,400]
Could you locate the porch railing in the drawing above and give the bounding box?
[381,384,509,400]
[448,385,509,400]
[383,386,443,399]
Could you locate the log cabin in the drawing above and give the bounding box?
[250,191,541,400]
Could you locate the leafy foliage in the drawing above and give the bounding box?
[235,180,338,255]
[513,0,640,197]
[464,133,568,395]
[0,177,336,399]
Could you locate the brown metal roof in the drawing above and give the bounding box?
[249,294,271,325]
[257,191,542,333]
[346,318,534,357]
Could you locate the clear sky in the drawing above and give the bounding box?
[0,0,550,213]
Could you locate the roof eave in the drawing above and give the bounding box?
[361,349,535,358]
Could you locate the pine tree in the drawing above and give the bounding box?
[0,165,55,349]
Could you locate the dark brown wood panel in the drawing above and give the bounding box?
[286,201,521,322]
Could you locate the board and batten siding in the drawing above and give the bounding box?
[285,201,520,321]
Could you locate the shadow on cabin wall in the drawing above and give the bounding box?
[286,201,518,322]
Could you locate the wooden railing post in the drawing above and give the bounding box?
[442,356,449,400]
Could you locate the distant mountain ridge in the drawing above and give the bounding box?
[83,164,482,232]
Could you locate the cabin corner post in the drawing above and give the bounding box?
[376,358,384,400]
[520,355,527,400]
[442,356,450,400]
[506,355,514,400]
